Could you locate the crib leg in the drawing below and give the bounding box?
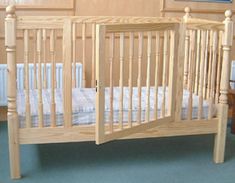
[213,104,228,164]
[8,114,21,179]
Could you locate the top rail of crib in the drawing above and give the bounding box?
[14,16,225,31]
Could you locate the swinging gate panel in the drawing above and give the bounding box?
[95,23,182,144]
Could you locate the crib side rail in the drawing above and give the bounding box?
[96,22,181,144]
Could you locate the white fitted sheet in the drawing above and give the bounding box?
[17,87,217,128]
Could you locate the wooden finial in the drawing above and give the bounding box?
[225,10,232,21]
[183,7,191,20]
[6,5,16,18]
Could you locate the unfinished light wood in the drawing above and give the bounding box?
[168,29,178,118]
[194,30,201,95]
[5,5,234,178]
[72,23,76,88]
[161,30,169,117]
[91,23,96,88]
[109,33,115,133]
[154,32,160,119]
[137,32,143,124]
[215,31,223,104]
[95,25,106,144]
[128,32,134,127]
[33,30,37,89]
[42,29,47,89]
[208,31,218,119]
[23,29,31,128]
[36,29,44,128]
[5,5,21,179]
[119,33,124,130]
[50,29,56,127]
[19,119,218,145]
[207,31,214,100]
[198,31,206,120]
[187,30,196,120]
[203,31,209,99]
[145,32,152,122]
[183,7,191,88]
[175,23,186,122]
[82,23,86,87]
[214,10,233,163]
[63,19,72,128]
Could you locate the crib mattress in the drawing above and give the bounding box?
[17,87,217,128]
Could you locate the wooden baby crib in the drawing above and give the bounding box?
[5,5,233,179]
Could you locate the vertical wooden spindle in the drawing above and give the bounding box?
[207,31,214,99]
[109,33,114,133]
[145,32,152,122]
[82,23,86,87]
[91,23,96,87]
[154,32,160,119]
[37,29,44,128]
[119,33,124,129]
[187,30,196,120]
[42,29,47,89]
[203,31,209,99]
[198,30,207,119]
[161,30,169,117]
[63,19,72,128]
[24,29,31,128]
[137,32,143,124]
[209,31,218,119]
[128,32,134,127]
[168,30,177,117]
[33,30,37,89]
[72,23,76,88]
[194,30,201,95]
[184,30,190,88]
[50,29,56,127]
[215,31,223,104]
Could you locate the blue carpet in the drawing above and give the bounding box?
[0,122,235,183]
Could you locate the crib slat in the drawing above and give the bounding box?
[91,23,96,87]
[161,30,169,118]
[24,29,31,128]
[82,23,86,87]
[128,32,134,127]
[119,33,124,130]
[63,19,72,128]
[216,31,223,104]
[187,30,196,120]
[33,30,37,89]
[145,32,152,122]
[137,32,143,124]
[42,29,47,89]
[194,30,201,95]
[203,31,209,99]
[198,30,207,119]
[168,30,177,117]
[50,29,56,127]
[208,31,218,119]
[37,29,44,128]
[184,30,190,88]
[72,23,76,88]
[207,31,214,99]
[154,32,160,119]
[187,31,192,90]
[109,33,114,133]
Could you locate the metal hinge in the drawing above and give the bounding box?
[95,80,98,92]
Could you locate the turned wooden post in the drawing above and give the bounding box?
[183,7,191,88]
[214,10,233,164]
[5,5,21,179]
